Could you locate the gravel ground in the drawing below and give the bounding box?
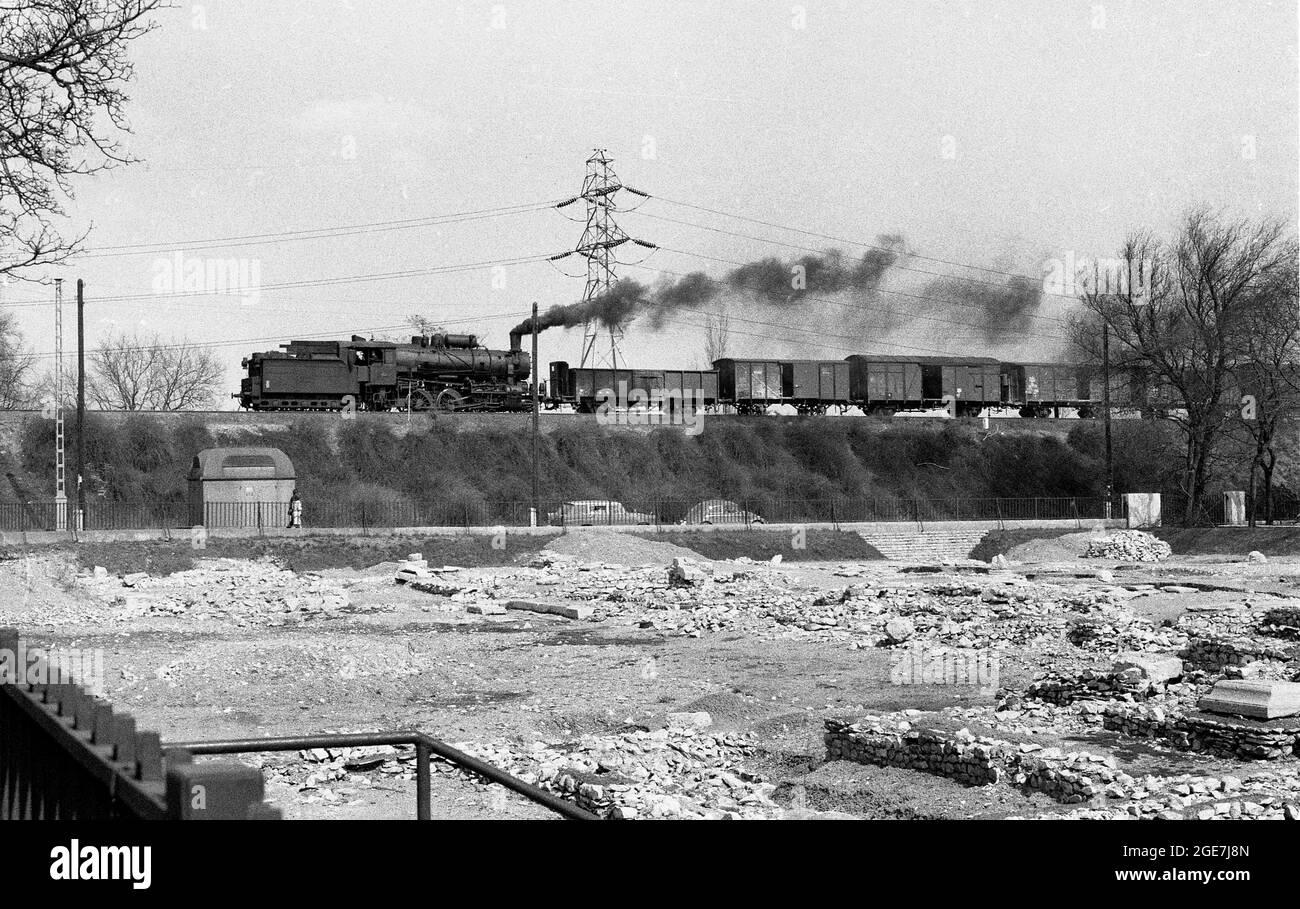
[4,536,1300,820]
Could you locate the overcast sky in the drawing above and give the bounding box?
[4,0,1297,403]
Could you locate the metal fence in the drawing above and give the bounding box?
[1,626,591,820]
[0,495,1127,532]
[0,626,277,820]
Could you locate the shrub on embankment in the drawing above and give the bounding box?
[2,411,1289,521]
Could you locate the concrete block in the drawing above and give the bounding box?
[505,599,594,620]
[1198,680,1300,719]
[466,602,507,615]
[1113,652,1183,685]
[548,603,594,620]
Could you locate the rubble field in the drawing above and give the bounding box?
[5,528,1300,820]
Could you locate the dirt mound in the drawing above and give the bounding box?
[542,530,705,566]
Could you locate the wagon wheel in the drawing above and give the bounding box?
[433,388,465,412]
[409,389,437,411]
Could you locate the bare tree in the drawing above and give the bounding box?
[407,314,444,337]
[87,330,223,410]
[0,1,162,278]
[151,339,224,409]
[0,307,37,407]
[703,310,731,363]
[1071,209,1296,524]
[1230,256,1300,525]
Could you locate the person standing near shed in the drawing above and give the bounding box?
[288,489,303,528]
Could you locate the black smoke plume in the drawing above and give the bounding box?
[512,239,905,338]
[918,273,1044,343]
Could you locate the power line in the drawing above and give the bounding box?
[24,310,535,362]
[78,199,559,258]
[1,253,553,307]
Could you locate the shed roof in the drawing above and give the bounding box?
[188,447,295,481]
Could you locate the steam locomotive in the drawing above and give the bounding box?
[237,332,533,412]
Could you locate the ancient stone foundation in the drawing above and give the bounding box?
[1180,636,1297,673]
[1102,704,1300,761]
[823,720,1124,804]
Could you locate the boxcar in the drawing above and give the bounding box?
[1002,362,1098,417]
[548,362,718,413]
[846,355,1003,416]
[714,358,850,414]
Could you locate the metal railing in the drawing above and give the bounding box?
[0,626,277,820]
[164,732,598,821]
[0,495,1127,532]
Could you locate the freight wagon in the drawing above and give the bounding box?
[1001,362,1097,418]
[846,355,1004,417]
[548,362,718,413]
[713,358,851,414]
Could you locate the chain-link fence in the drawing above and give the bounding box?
[0,495,1128,532]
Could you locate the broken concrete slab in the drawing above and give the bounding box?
[466,602,507,615]
[1198,680,1300,720]
[394,565,434,582]
[1112,652,1183,685]
[505,599,594,620]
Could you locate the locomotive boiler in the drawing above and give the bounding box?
[238,332,532,412]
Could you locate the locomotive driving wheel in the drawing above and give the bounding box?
[433,388,465,412]
[409,389,436,411]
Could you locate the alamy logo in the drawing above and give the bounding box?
[594,381,706,436]
[0,644,104,695]
[151,252,261,306]
[49,840,151,890]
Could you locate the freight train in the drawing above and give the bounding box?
[239,332,1184,417]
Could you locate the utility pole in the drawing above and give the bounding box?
[1103,320,1113,519]
[530,301,540,527]
[54,279,67,530]
[76,278,85,532]
[559,149,654,370]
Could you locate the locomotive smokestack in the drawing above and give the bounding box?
[509,330,523,352]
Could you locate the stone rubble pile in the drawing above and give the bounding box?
[1040,768,1300,821]
[1016,667,1156,706]
[1083,530,1173,562]
[85,559,351,627]
[452,726,784,819]
[1260,606,1300,639]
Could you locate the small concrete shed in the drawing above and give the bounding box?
[188,447,296,527]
